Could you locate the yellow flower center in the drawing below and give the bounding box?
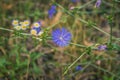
[15,25,21,30]
[34,23,40,27]
[13,20,18,25]
[24,21,29,25]
[31,30,37,35]
[22,26,27,30]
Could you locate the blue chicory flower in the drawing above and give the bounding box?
[76,65,82,71]
[95,0,102,8]
[71,0,80,3]
[30,22,41,35]
[52,28,72,47]
[32,27,41,34]
[48,5,56,19]
[98,45,107,50]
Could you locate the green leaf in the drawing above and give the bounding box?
[30,52,43,61]
[32,62,41,74]
[103,76,114,80]
[0,57,6,68]
[61,16,67,23]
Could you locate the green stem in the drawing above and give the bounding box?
[91,64,120,79]
[0,27,31,36]
[75,0,95,9]
[70,42,97,50]
[0,27,13,32]
[54,1,120,42]
[109,0,115,46]
[63,51,86,75]
[70,43,87,48]
[110,24,112,45]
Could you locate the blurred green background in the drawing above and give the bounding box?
[0,0,120,80]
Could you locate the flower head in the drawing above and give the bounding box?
[12,20,19,26]
[76,65,82,71]
[52,28,72,47]
[23,20,30,26]
[30,29,37,35]
[14,25,21,30]
[21,25,27,30]
[98,45,107,50]
[48,5,56,19]
[71,0,80,3]
[33,22,41,28]
[12,20,30,30]
[95,0,101,8]
[12,20,21,30]
[30,22,42,36]
[31,27,41,36]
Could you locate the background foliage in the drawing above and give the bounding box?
[0,0,120,80]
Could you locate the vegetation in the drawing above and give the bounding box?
[0,0,120,80]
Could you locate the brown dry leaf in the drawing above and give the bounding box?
[83,40,93,46]
[51,9,62,25]
[3,3,13,10]
[40,19,47,27]
[0,46,6,55]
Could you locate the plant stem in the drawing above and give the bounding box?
[70,42,97,50]
[109,0,115,46]
[63,51,86,75]
[54,1,120,42]
[0,27,31,36]
[70,43,86,48]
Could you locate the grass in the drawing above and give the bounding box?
[0,0,120,80]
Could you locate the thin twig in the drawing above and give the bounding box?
[63,51,86,75]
